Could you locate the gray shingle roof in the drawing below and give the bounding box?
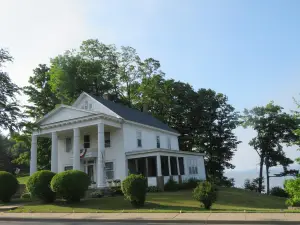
[91,95,179,134]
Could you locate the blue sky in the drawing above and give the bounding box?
[1,0,300,172]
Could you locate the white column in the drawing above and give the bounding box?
[156,154,162,176]
[30,135,37,175]
[73,128,80,170]
[51,132,58,173]
[97,123,106,188]
[168,156,172,176]
[176,157,180,175]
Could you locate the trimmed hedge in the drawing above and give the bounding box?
[51,170,90,202]
[193,181,217,209]
[164,178,179,191]
[27,170,56,203]
[0,171,19,203]
[121,174,147,208]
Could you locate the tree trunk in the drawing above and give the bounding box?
[258,155,264,193]
[266,156,270,194]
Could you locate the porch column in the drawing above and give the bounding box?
[156,155,162,176]
[51,132,58,173]
[168,156,172,176]
[97,123,106,188]
[176,157,180,175]
[73,128,80,170]
[30,135,37,175]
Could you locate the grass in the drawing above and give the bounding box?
[9,187,296,213]
[17,176,29,184]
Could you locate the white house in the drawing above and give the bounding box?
[30,92,206,189]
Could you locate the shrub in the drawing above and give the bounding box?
[270,186,289,198]
[90,190,103,198]
[284,178,300,207]
[180,178,202,190]
[21,192,31,199]
[109,186,124,196]
[26,170,56,203]
[0,171,19,203]
[121,174,147,208]
[147,186,161,192]
[193,181,217,210]
[51,170,90,202]
[244,177,265,193]
[164,178,179,191]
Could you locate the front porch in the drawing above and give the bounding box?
[126,149,205,189]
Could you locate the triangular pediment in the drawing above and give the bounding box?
[38,106,97,126]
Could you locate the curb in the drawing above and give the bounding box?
[0,217,299,224]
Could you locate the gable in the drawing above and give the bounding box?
[39,107,95,125]
[72,93,120,118]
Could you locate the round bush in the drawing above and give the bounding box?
[27,170,56,203]
[270,186,289,198]
[21,192,31,200]
[121,174,147,208]
[0,171,19,203]
[50,170,90,202]
[193,181,217,210]
[164,178,179,191]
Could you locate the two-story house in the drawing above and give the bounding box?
[30,92,206,189]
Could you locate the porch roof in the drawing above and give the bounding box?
[125,148,205,159]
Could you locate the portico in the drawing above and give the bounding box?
[30,107,123,188]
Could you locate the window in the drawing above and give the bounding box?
[105,162,114,180]
[188,159,198,175]
[64,166,73,171]
[137,131,142,147]
[170,157,178,175]
[89,103,93,110]
[65,137,72,152]
[147,156,157,177]
[84,100,88,110]
[178,157,185,175]
[156,135,160,148]
[84,135,90,148]
[105,132,111,148]
[167,137,171,149]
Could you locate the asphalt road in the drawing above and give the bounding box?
[0,222,291,225]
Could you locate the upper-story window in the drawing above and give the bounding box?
[65,137,72,152]
[167,136,171,149]
[137,131,142,147]
[105,132,111,148]
[81,100,93,110]
[156,135,160,148]
[84,135,90,148]
[84,100,88,110]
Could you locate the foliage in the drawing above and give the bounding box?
[26,170,56,203]
[244,178,265,193]
[121,174,147,208]
[50,170,90,203]
[0,171,19,202]
[147,186,161,192]
[109,186,124,196]
[180,178,202,190]
[242,102,298,193]
[0,48,22,132]
[164,178,179,191]
[193,181,217,209]
[90,190,103,198]
[284,177,300,206]
[270,186,289,198]
[21,192,31,199]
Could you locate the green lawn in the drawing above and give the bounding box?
[17,176,29,184]
[9,187,294,213]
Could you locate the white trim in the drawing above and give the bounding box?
[125,148,205,159]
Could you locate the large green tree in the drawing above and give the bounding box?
[243,102,298,193]
[0,49,22,132]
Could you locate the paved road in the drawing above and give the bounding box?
[0,222,292,225]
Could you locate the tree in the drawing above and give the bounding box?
[0,48,22,132]
[244,177,265,192]
[242,102,298,193]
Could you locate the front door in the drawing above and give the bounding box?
[87,164,94,183]
[84,159,95,186]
